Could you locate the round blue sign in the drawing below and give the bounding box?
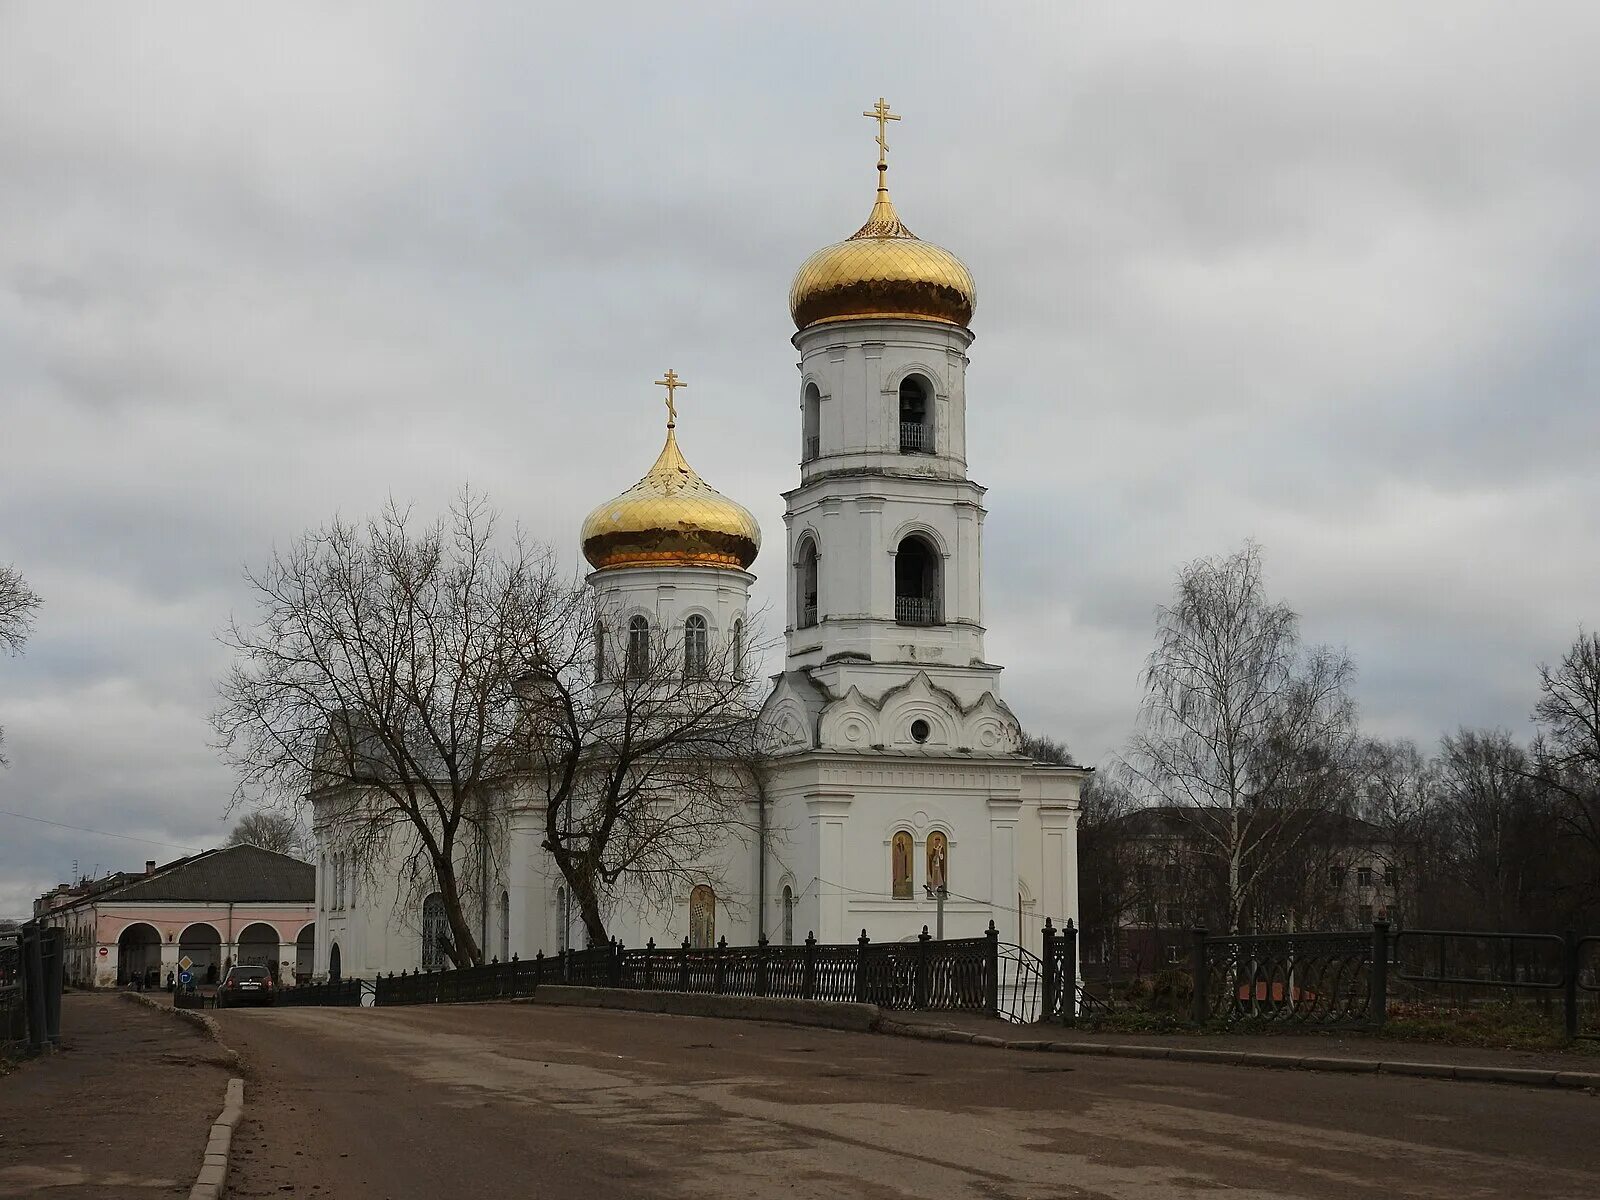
[178,970,193,985]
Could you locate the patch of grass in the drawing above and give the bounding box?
[1379,1001,1600,1054]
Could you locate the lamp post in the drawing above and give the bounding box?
[924,883,947,940]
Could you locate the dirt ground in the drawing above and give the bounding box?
[215,1000,1600,1200]
[0,992,232,1197]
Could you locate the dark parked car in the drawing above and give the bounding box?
[218,964,275,1007]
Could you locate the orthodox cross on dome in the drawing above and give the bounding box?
[863,96,900,168]
[655,368,685,427]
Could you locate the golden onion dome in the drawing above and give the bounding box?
[789,162,976,331]
[580,403,760,573]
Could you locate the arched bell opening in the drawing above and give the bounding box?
[802,383,821,463]
[898,375,934,454]
[894,535,941,626]
[796,537,820,629]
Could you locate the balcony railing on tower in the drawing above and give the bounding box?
[895,597,939,626]
[899,422,934,454]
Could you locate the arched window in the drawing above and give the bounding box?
[927,831,949,893]
[594,622,606,679]
[891,831,914,899]
[802,383,821,462]
[894,535,940,626]
[626,615,650,678]
[499,890,510,963]
[731,617,745,679]
[899,375,933,454]
[684,614,708,679]
[328,942,342,982]
[689,884,716,948]
[797,537,819,629]
[421,892,448,970]
[782,885,794,946]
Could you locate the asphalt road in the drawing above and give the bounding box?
[213,1002,1599,1200]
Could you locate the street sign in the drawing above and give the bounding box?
[97,946,108,957]
[179,970,193,986]
[179,955,193,972]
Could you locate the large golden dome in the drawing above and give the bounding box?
[581,414,760,573]
[789,163,976,331]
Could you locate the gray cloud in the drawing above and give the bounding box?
[3,2,1597,915]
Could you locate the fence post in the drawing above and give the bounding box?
[715,935,728,995]
[23,926,45,1054]
[42,928,64,1047]
[611,938,623,988]
[1064,918,1078,1028]
[679,937,690,993]
[856,929,870,1005]
[757,934,769,998]
[1041,919,1057,1023]
[644,938,656,991]
[1190,927,1209,1025]
[915,926,932,1010]
[1370,920,1390,1029]
[803,932,817,1001]
[1564,928,1579,1041]
[984,921,1000,1020]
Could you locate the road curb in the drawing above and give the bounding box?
[503,989,1600,1093]
[189,1076,245,1200]
[516,985,880,1032]
[876,1017,1600,1091]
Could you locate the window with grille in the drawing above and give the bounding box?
[626,616,650,678]
[684,614,708,678]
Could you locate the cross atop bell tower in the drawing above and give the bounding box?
[862,96,900,166]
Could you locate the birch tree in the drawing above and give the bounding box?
[1123,543,1357,931]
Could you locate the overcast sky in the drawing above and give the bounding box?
[2,3,1597,917]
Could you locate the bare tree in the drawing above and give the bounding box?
[214,491,767,964]
[1529,630,1600,912]
[1020,733,1075,765]
[214,493,554,968]
[0,563,42,765]
[1122,542,1358,931]
[225,811,311,858]
[518,595,769,948]
[1357,737,1439,925]
[1436,729,1545,930]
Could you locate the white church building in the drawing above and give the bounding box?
[311,107,1086,980]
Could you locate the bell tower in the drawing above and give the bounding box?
[779,100,1003,722]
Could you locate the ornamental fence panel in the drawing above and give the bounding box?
[1194,929,1378,1027]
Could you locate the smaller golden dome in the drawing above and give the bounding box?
[581,420,760,572]
[790,164,976,331]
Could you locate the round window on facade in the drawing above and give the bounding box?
[910,719,931,744]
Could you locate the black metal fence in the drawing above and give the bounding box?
[3,924,64,1056]
[276,977,367,1007]
[300,925,1016,1020]
[233,917,1600,1039]
[1391,928,1600,1040]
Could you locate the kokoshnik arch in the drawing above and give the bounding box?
[310,102,1087,977]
